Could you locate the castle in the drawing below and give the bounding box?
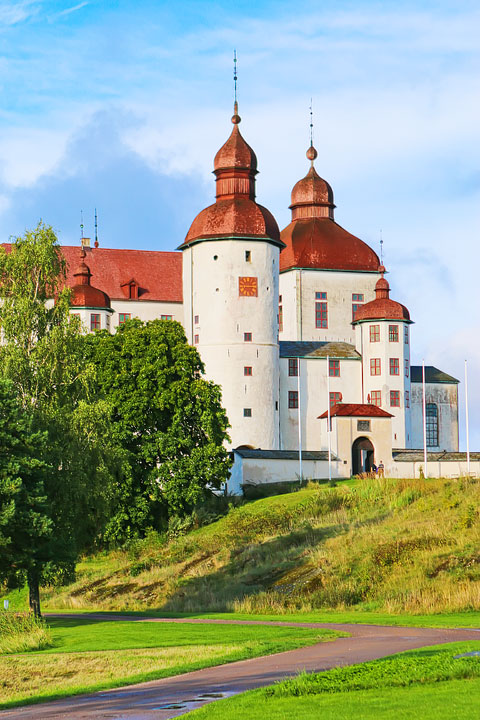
[64,103,471,491]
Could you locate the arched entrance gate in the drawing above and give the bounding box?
[352,436,375,475]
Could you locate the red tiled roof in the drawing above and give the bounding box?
[318,403,393,419]
[280,217,380,273]
[2,244,183,302]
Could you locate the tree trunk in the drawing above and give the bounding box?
[27,570,41,618]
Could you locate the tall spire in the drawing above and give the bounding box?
[306,100,318,167]
[232,49,240,124]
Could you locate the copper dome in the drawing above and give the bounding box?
[280,144,380,273]
[70,251,110,308]
[180,106,281,249]
[353,271,410,323]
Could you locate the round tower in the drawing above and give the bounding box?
[69,248,113,332]
[353,267,413,448]
[179,104,284,450]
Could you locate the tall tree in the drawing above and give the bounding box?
[0,223,119,615]
[86,318,231,541]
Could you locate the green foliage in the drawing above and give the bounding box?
[0,611,52,654]
[85,318,231,541]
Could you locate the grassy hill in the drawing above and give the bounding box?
[39,476,480,616]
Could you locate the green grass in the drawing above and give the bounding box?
[0,617,339,709]
[185,641,480,719]
[0,611,52,654]
[5,476,480,618]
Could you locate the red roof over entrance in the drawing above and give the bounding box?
[318,403,393,419]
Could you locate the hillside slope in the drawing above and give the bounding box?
[41,477,480,615]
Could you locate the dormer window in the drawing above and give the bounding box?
[121,278,140,300]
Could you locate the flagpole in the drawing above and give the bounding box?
[465,359,470,476]
[297,358,303,482]
[327,355,332,483]
[422,359,428,478]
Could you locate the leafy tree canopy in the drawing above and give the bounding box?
[86,319,231,542]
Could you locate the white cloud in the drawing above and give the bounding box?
[0,1,39,26]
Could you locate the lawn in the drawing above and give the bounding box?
[0,616,338,709]
[186,641,480,719]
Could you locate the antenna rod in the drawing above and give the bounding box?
[94,208,99,248]
[80,210,84,242]
[233,49,237,106]
[380,229,384,265]
[309,98,313,146]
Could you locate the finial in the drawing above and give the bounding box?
[306,99,318,165]
[80,210,84,243]
[94,208,99,248]
[231,50,241,124]
[380,229,384,265]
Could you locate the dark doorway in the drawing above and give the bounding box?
[352,437,375,475]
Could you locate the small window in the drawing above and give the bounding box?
[352,303,363,321]
[315,293,328,329]
[370,358,381,375]
[426,403,438,446]
[243,408,252,417]
[90,314,101,331]
[389,325,399,342]
[370,325,380,342]
[244,332,252,342]
[405,390,410,408]
[288,358,298,377]
[405,359,409,377]
[194,334,199,344]
[390,390,400,407]
[315,291,327,300]
[161,314,173,321]
[352,293,364,302]
[278,304,283,332]
[244,366,252,376]
[330,391,342,407]
[279,295,282,302]
[390,358,400,376]
[245,250,251,262]
[118,313,131,325]
[357,419,371,431]
[194,315,199,324]
[288,390,298,409]
[405,326,409,344]
[370,390,382,406]
[329,359,340,377]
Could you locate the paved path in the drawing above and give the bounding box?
[2,616,479,720]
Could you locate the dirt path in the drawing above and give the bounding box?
[2,616,479,720]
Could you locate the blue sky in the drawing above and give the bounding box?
[0,0,479,446]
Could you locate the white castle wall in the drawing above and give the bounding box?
[411,382,459,451]
[182,239,280,451]
[279,269,378,344]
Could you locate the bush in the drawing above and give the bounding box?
[0,611,52,654]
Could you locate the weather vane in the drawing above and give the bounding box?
[233,49,237,105]
[309,98,314,146]
[380,229,384,265]
[80,210,84,241]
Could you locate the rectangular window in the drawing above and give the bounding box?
[390,390,400,407]
[288,358,298,377]
[390,358,400,375]
[405,326,409,344]
[315,291,327,300]
[194,315,199,324]
[352,293,364,302]
[315,300,328,328]
[278,304,283,332]
[288,390,298,409]
[352,303,363,321]
[329,359,340,377]
[370,390,382,406]
[244,366,252,376]
[243,408,252,417]
[370,358,381,375]
[118,313,131,325]
[90,313,101,331]
[405,390,410,408]
[194,334,199,344]
[245,250,251,262]
[426,403,438,446]
[370,325,380,342]
[161,314,173,321]
[405,359,409,377]
[244,332,252,342]
[329,391,342,407]
[389,325,399,342]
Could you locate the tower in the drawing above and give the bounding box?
[179,103,284,450]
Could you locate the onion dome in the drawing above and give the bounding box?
[353,268,411,323]
[70,249,110,308]
[280,144,380,272]
[179,103,282,249]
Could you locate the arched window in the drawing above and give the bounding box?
[426,403,438,447]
